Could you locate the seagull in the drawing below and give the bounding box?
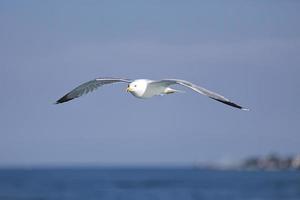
[56,77,249,110]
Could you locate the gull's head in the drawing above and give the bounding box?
[126,79,148,98]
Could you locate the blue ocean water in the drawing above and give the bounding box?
[0,168,299,200]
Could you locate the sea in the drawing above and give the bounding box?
[0,168,299,200]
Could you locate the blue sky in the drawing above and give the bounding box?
[0,0,299,167]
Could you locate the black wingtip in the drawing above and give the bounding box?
[55,94,74,104]
[211,98,248,110]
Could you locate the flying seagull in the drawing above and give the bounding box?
[56,77,249,110]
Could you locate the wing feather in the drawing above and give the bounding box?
[56,77,131,104]
[151,79,249,110]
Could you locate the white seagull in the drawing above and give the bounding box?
[56,77,249,110]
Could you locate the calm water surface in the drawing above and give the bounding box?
[0,168,299,200]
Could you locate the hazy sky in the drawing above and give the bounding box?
[0,0,299,167]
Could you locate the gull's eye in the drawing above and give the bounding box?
[134,85,137,87]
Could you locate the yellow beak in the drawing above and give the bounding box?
[126,87,133,92]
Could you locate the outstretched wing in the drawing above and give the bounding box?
[56,77,132,104]
[151,79,249,110]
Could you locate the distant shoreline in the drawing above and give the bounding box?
[194,154,300,171]
[0,154,299,171]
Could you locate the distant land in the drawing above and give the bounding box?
[196,154,300,171]
[240,154,300,171]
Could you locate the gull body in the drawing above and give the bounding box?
[56,77,249,110]
[127,79,178,98]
